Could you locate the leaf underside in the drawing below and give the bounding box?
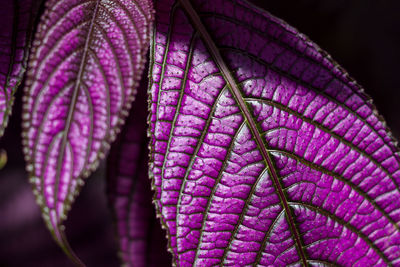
[148,0,400,266]
[107,73,171,267]
[22,0,153,263]
[0,0,41,137]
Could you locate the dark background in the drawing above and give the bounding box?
[0,0,399,266]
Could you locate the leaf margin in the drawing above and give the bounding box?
[21,0,155,265]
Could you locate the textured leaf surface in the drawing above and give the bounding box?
[0,0,41,137]
[149,0,400,266]
[22,0,153,262]
[107,75,171,266]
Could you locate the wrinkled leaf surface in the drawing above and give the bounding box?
[107,74,171,266]
[0,0,41,137]
[149,0,400,266]
[22,0,153,263]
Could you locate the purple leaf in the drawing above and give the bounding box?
[149,0,400,265]
[107,74,171,266]
[0,0,41,137]
[21,0,153,263]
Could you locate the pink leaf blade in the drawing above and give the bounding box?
[0,0,42,137]
[149,0,400,266]
[22,0,154,263]
[107,74,172,266]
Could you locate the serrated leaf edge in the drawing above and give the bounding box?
[21,0,155,265]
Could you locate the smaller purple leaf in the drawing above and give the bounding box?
[21,0,154,264]
[0,0,42,137]
[107,74,171,266]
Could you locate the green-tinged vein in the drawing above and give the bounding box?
[192,120,246,264]
[58,82,93,214]
[91,23,123,118]
[165,31,197,236]
[100,1,143,46]
[30,48,87,163]
[37,83,73,204]
[306,260,339,267]
[244,96,400,206]
[40,131,64,209]
[53,0,100,261]
[32,2,93,77]
[289,202,390,264]
[223,46,399,178]
[254,210,285,266]
[152,1,179,260]
[270,149,400,232]
[199,11,368,105]
[97,3,137,69]
[221,167,270,264]
[173,84,230,258]
[179,0,308,265]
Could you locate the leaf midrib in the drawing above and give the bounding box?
[54,0,101,222]
[178,0,308,265]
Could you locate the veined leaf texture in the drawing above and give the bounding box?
[149,0,400,266]
[0,0,41,137]
[21,0,153,263]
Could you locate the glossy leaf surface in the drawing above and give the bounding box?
[0,0,41,137]
[149,0,400,265]
[107,75,171,266]
[22,0,153,262]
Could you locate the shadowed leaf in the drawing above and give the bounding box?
[148,0,400,266]
[0,0,41,137]
[22,0,154,264]
[107,73,171,266]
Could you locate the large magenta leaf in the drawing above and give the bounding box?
[148,0,400,265]
[0,0,41,137]
[22,0,153,263]
[107,74,171,266]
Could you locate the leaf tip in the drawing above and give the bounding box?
[51,225,86,267]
